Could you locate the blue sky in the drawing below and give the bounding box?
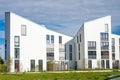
[0,0,120,58]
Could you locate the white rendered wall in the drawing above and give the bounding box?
[84,16,112,69]
[111,34,120,60]
[5,12,73,72]
[5,12,47,72]
[74,24,85,69]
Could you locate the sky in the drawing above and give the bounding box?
[0,0,120,58]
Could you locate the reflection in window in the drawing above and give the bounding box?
[14,48,20,58]
[14,36,20,47]
[46,35,50,43]
[59,36,62,44]
[51,35,54,43]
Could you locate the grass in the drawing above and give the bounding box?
[0,71,120,80]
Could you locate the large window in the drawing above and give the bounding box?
[47,53,54,60]
[14,48,19,59]
[69,45,72,60]
[106,60,110,68]
[30,60,35,71]
[88,41,96,49]
[112,38,115,45]
[21,25,27,36]
[100,33,109,41]
[80,34,81,42]
[101,60,105,68]
[14,60,19,71]
[101,51,109,59]
[88,60,92,68]
[88,51,96,59]
[77,36,79,43]
[59,36,62,44]
[78,44,80,60]
[51,35,54,43]
[14,36,20,47]
[46,35,50,43]
[38,60,43,71]
[101,42,109,50]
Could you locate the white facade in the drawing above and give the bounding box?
[5,12,73,72]
[5,12,120,72]
[66,16,120,69]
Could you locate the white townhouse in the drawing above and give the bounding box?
[5,12,73,72]
[66,16,120,69]
[5,12,120,72]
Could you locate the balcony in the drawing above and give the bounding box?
[88,56,96,59]
[101,47,109,50]
[88,47,96,50]
[101,56,109,59]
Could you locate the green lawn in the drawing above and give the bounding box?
[0,71,120,80]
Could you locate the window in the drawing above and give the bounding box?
[80,34,81,42]
[88,51,96,59]
[69,45,72,60]
[101,51,109,59]
[77,36,79,43]
[46,35,50,43]
[112,38,115,45]
[14,48,19,59]
[78,44,80,60]
[100,33,109,41]
[30,60,35,71]
[59,36,62,44]
[47,53,54,60]
[101,60,105,68]
[38,60,43,71]
[105,24,108,32]
[14,36,20,47]
[51,35,54,43]
[88,60,92,68]
[78,44,80,51]
[112,53,115,60]
[112,46,115,52]
[88,41,96,49]
[106,60,109,68]
[21,25,26,36]
[14,60,19,71]
[101,42,109,50]
[78,52,80,60]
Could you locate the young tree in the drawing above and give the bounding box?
[0,57,5,72]
[6,57,12,72]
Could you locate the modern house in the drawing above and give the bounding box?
[66,16,120,69]
[5,12,73,72]
[5,12,120,72]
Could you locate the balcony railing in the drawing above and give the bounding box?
[101,38,109,42]
[101,56,109,59]
[88,56,96,59]
[101,47,109,50]
[88,47,96,50]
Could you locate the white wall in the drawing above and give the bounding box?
[84,16,112,69]
[6,12,47,72]
[111,34,120,60]
[5,12,73,72]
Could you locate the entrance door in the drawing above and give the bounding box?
[15,60,19,72]
[38,60,43,71]
[88,60,92,68]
